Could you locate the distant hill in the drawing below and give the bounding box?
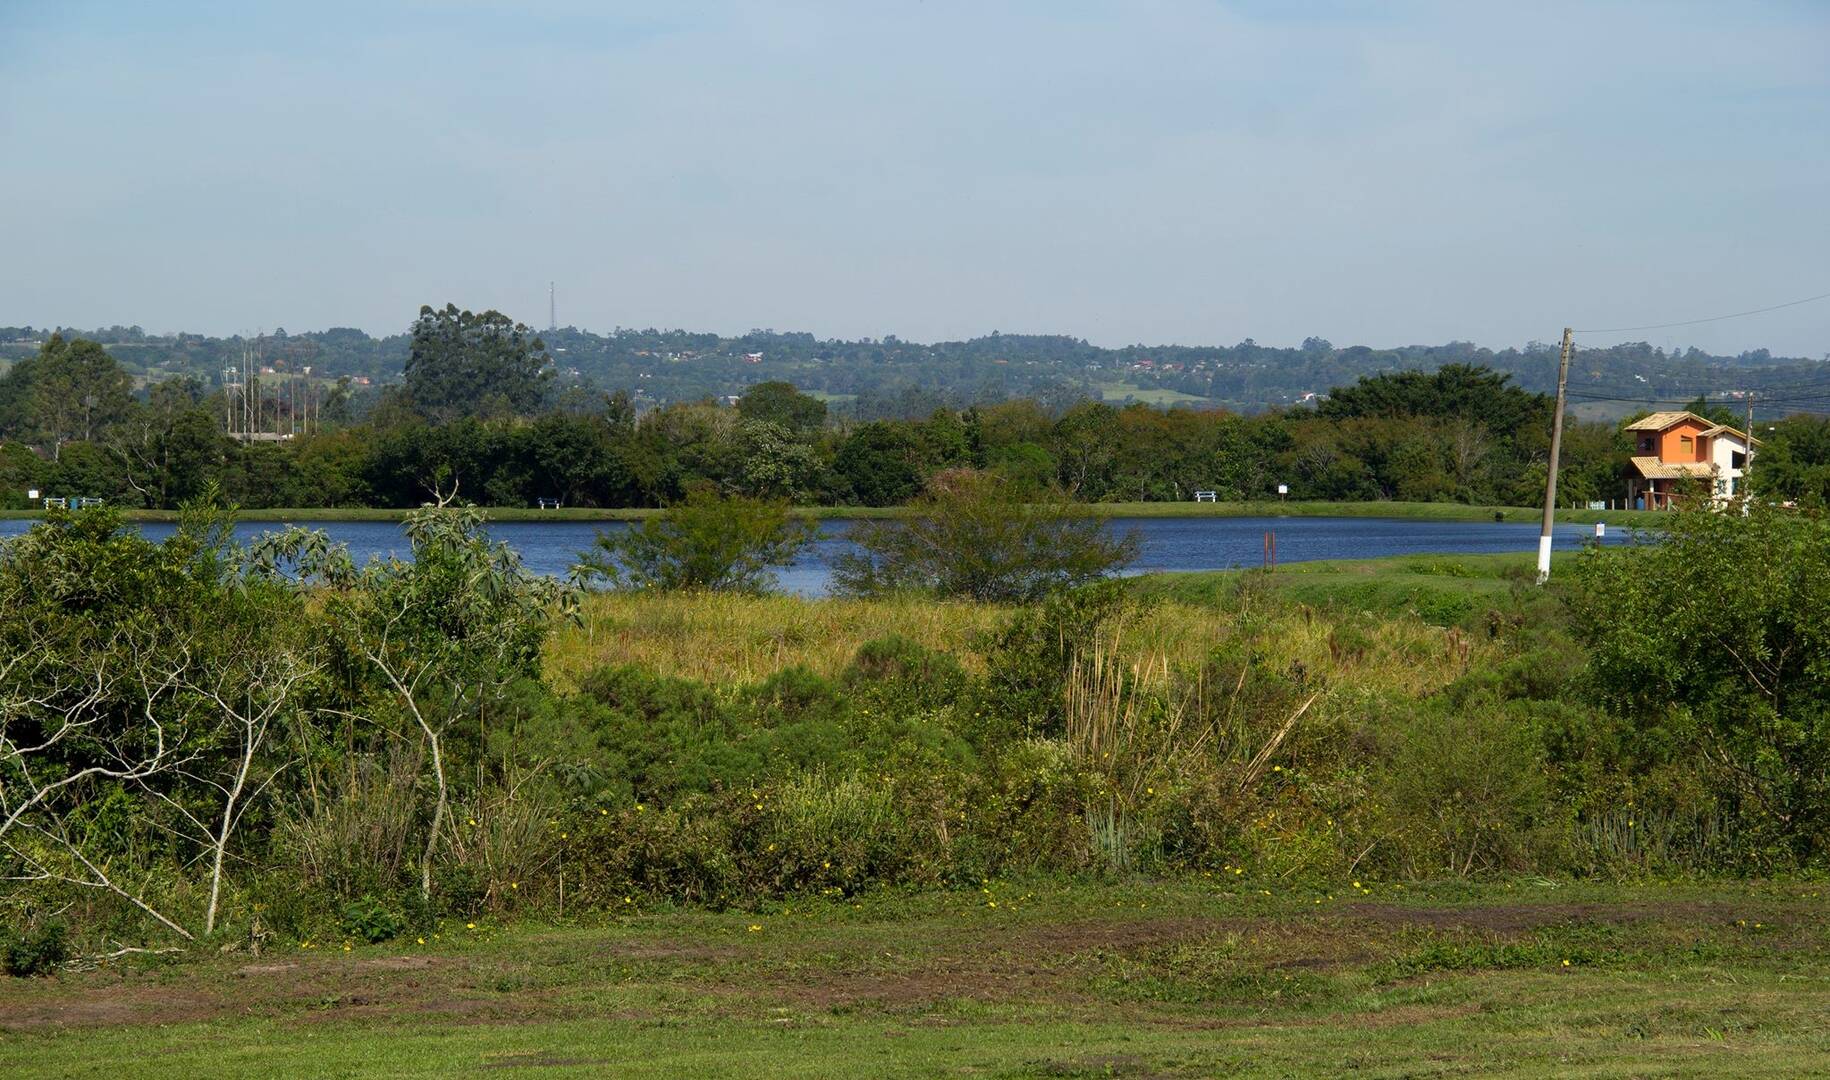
[2,323,1822,419]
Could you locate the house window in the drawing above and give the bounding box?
[1731,451,1746,469]
[1639,437,1654,452]
[1680,435,1693,453]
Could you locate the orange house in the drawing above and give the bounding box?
[1623,411,1754,510]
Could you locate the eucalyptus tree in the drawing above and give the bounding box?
[402,304,553,423]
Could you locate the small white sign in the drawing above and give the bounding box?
[1276,484,1289,495]
[26,489,38,500]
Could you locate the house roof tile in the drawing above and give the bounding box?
[1629,455,1715,480]
[1699,424,1759,444]
[1623,410,1706,432]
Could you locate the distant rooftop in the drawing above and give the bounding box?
[1623,410,1707,432]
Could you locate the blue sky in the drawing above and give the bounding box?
[1,1,1825,356]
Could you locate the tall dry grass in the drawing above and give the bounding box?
[547,589,1504,700]
[545,591,1003,686]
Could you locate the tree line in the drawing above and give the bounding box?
[10,306,1830,511]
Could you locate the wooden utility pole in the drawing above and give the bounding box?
[1537,327,1574,584]
[1745,394,1755,502]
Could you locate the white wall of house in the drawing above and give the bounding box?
[1709,432,1750,498]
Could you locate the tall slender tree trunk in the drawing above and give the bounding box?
[205,729,257,936]
[420,727,446,900]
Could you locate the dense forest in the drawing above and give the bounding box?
[4,305,1830,512]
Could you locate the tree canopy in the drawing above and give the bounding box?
[401,304,552,423]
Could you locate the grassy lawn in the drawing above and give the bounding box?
[1131,551,1575,625]
[3,879,1826,1078]
[1095,382,1218,406]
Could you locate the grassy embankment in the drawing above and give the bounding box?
[0,499,1664,526]
[3,878,1826,1077]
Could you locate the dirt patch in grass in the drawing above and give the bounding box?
[1340,899,1736,932]
[1006,917,1232,955]
[0,893,1807,1036]
[0,984,223,1031]
[593,940,745,962]
[703,917,1259,1011]
[0,951,472,1033]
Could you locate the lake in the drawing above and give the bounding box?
[0,514,1637,595]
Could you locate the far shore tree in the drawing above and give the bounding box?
[833,469,1139,602]
[400,304,553,423]
[574,487,817,593]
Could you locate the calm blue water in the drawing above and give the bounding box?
[0,514,1636,596]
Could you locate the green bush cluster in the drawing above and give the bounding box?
[2,924,68,977]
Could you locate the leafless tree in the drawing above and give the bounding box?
[148,648,318,936]
[0,630,198,939]
[0,633,187,845]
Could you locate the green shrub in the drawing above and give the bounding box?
[1568,504,1830,867]
[563,792,750,908]
[557,768,962,909]
[834,471,1138,602]
[247,873,333,940]
[844,635,969,711]
[572,662,975,809]
[275,753,422,900]
[951,739,1095,879]
[761,771,947,893]
[977,581,1134,736]
[574,488,817,593]
[3,923,68,977]
[1368,697,1566,877]
[433,865,487,918]
[339,895,409,944]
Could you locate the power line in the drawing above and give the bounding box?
[1561,388,1830,416]
[1572,290,1830,334]
[1558,370,1830,402]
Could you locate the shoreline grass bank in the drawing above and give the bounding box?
[0,499,1665,526]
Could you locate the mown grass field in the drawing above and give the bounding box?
[1094,381,1219,406]
[3,879,1827,1078]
